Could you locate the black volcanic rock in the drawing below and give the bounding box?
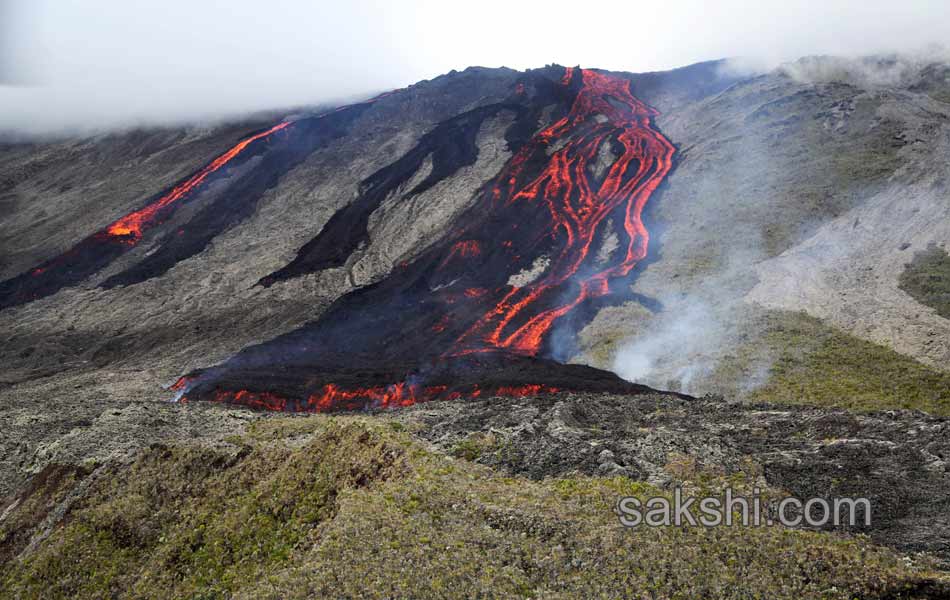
[397,392,950,562]
[176,66,681,411]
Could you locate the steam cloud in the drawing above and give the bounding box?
[612,301,719,393]
[608,42,950,394]
[778,47,950,87]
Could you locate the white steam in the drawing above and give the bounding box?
[612,301,722,394]
[779,47,950,87]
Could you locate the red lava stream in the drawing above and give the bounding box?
[105,122,293,242]
[450,68,674,356]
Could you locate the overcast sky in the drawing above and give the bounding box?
[2,0,950,136]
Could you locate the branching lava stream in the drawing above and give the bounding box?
[450,68,674,356]
[178,67,678,412]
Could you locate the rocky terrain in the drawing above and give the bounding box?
[1,55,949,597]
[396,392,950,560]
[4,411,949,599]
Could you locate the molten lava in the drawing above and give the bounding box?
[449,68,674,357]
[106,122,292,240]
[0,121,294,309]
[442,240,483,263]
[187,381,563,414]
[0,85,404,309]
[176,66,677,413]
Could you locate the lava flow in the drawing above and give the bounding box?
[177,66,678,413]
[106,122,291,240]
[184,382,563,414]
[0,122,293,309]
[0,85,402,309]
[450,68,674,356]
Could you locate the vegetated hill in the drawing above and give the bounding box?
[1,56,949,595]
[1,411,948,599]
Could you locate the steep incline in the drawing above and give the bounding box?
[0,102,384,307]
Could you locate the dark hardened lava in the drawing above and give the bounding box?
[178,67,682,412]
[0,103,372,309]
[181,351,676,413]
[258,74,572,286]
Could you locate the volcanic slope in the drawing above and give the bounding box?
[577,55,950,400]
[177,67,678,412]
[4,60,950,590]
[0,62,732,491]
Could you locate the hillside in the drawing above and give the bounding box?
[1,57,949,597]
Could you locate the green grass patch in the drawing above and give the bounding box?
[2,418,408,599]
[899,243,950,319]
[720,311,950,415]
[1,415,946,599]
[450,431,500,461]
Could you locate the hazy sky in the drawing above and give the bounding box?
[2,0,950,135]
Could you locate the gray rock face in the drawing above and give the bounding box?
[747,134,950,369]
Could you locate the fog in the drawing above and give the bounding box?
[2,0,950,135]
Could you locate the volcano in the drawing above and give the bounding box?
[6,53,950,596]
[175,67,679,411]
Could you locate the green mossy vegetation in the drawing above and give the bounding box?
[0,463,89,566]
[715,311,950,415]
[899,243,950,320]
[450,431,502,461]
[2,416,946,599]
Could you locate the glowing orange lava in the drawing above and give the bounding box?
[451,68,674,356]
[452,240,482,259]
[187,381,561,413]
[175,68,674,414]
[106,122,292,240]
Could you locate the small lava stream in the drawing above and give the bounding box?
[106,122,292,240]
[0,88,398,309]
[0,122,293,309]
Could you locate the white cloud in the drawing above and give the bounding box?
[2,0,950,135]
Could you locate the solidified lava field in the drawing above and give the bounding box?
[1,66,679,412]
